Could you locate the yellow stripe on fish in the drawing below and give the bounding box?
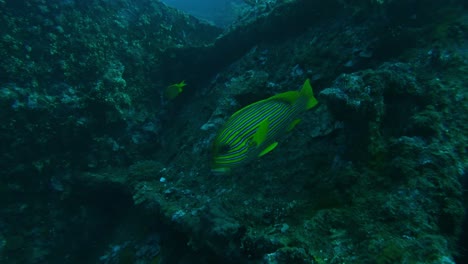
[211,79,318,174]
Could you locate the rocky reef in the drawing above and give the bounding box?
[0,0,466,263]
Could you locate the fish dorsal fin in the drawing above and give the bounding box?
[259,142,278,157]
[230,99,266,120]
[268,91,300,105]
[287,118,301,132]
[178,80,187,87]
[253,119,269,146]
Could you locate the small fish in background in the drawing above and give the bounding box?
[164,80,187,99]
[211,79,318,175]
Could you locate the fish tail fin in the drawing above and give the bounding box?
[301,79,318,110]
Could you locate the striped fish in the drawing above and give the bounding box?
[211,79,318,174]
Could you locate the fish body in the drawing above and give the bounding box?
[165,80,186,99]
[211,79,318,174]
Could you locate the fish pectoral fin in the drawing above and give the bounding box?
[258,142,278,157]
[253,119,270,146]
[287,118,301,132]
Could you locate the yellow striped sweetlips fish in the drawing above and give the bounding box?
[211,79,318,174]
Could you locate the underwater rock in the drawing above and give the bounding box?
[160,0,343,85]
